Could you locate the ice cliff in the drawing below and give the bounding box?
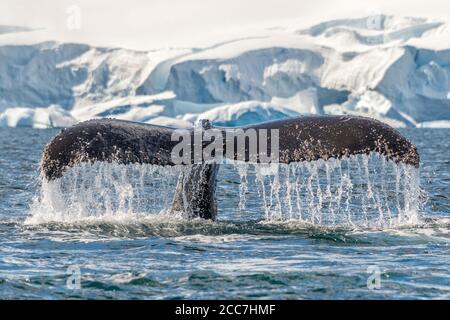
[1,15,450,128]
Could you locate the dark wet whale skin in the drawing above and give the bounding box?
[41,116,419,220]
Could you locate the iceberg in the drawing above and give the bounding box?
[0,15,449,128]
[0,105,75,128]
[418,120,450,128]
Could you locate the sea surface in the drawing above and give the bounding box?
[0,127,448,299]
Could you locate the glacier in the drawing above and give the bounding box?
[1,15,450,128]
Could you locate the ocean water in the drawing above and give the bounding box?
[0,127,448,299]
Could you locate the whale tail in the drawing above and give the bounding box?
[41,116,419,220]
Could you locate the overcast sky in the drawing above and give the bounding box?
[1,0,448,50]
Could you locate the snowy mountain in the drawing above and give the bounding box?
[1,15,450,128]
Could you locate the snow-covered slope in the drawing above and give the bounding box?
[1,15,450,128]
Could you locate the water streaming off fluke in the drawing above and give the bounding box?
[29,153,423,228]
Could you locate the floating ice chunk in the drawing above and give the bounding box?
[0,105,75,128]
[417,120,450,128]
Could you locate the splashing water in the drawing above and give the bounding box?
[248,153,422,228]
[28,153,423,228]
[28,163,184,224]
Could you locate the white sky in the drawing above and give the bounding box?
[0,0,448,50]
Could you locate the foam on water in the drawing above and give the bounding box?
[28,153,423,229]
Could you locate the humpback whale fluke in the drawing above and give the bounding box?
[251,116,419,166]
[41,115,419,220]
